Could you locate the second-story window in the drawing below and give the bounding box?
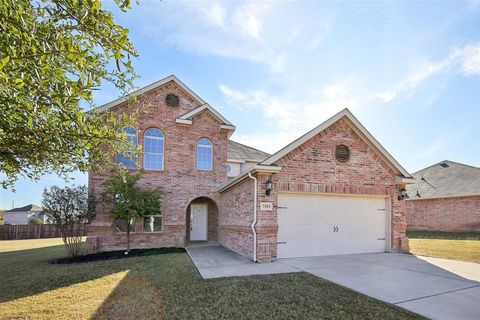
[144,128,164,170]
[197,138,212,171]
[117,127,138,169]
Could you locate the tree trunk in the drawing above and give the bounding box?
[126,223,130,254]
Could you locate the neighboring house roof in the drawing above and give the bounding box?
[260,108,412,179]
[406,160,480,199]
[227,140,271,163]
[6,204,42,213]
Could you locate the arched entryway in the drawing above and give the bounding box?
[186,197,219,242]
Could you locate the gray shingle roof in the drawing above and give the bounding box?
[6,204,42,213]
[406,160,480,199]
[228,140,270,162]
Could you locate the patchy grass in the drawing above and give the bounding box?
[0,239,424,320]
[407,230,480,240]
[409,238,480,264]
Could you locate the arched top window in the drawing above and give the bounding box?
[197,138,212,171]
[116,127,138,169]
[144,128,164,171]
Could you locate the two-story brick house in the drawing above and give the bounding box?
[87,75,413,262]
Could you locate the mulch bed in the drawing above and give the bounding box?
[50,247,186,264]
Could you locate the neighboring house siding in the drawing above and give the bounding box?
[406,195,480,231]
[4,211,44,224]
[87,80,227,252]
[219,176,255,257]
[257,118,407,260]
[4,213,30,225]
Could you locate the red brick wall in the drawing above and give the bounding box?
[87,80,227,252]
[255,173,278,261]
[219,176,255,257]
[406,196,480,231]
[219,117,409,262]
[256,117,408,260]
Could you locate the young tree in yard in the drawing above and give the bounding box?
[0,0,141,189]
[102,168,162,254]
[42,185,95,257]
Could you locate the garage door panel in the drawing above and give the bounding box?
[277,193,388,258]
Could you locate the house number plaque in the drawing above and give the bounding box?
[260,202,273,211]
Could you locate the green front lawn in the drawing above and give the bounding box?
[0,238,423,320]
[408,231,480,264]
[409,238,480,264]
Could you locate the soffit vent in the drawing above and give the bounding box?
[335,144,350,163]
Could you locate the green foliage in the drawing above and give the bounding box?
[0,210,4,225]
[101,168,162,252]
[42,184,95,256]
[0,0,141,188]
[28,216,43,225]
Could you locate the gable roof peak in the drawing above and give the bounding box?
[260,108,412,178]
[91,74,206,113]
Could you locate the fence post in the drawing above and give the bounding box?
[15,224,18,240]
[38,225,41,239]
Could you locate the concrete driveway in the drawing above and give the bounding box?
[187,246,480,319]
[280,253,480,320]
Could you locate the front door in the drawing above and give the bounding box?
[190,204,208,241]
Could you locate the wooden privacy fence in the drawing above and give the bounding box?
[0,224,86,240]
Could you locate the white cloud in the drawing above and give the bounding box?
[132,1,333,74]
[376,43,480,103]
[458,43,480,75]
[221,80,363,153]
[231,3,266,40]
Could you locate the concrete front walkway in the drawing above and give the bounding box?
[280,253,480,320]
[186,245,299,279]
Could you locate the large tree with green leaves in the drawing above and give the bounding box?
[101,168,162,254]
[0,0,140,189]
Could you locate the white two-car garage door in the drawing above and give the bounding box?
[277,193,390,258]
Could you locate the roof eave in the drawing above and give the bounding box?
[406,193,480,201]
[218,165,282,192]
[395,176,415,184]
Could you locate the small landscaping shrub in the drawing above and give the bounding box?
[42,185,95,257]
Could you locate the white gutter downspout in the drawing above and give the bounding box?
[248,172,258,262]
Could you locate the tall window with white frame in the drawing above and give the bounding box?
[116,127,138,169]
[144,128,164,170]
[197,138,213,171]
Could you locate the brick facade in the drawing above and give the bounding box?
[87,77,409,261]
[219,117,409,262]
[406,195,480,232]
[87,80,227,252]
[218,176,255,257]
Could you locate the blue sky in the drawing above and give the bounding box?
[1,1,480,210]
